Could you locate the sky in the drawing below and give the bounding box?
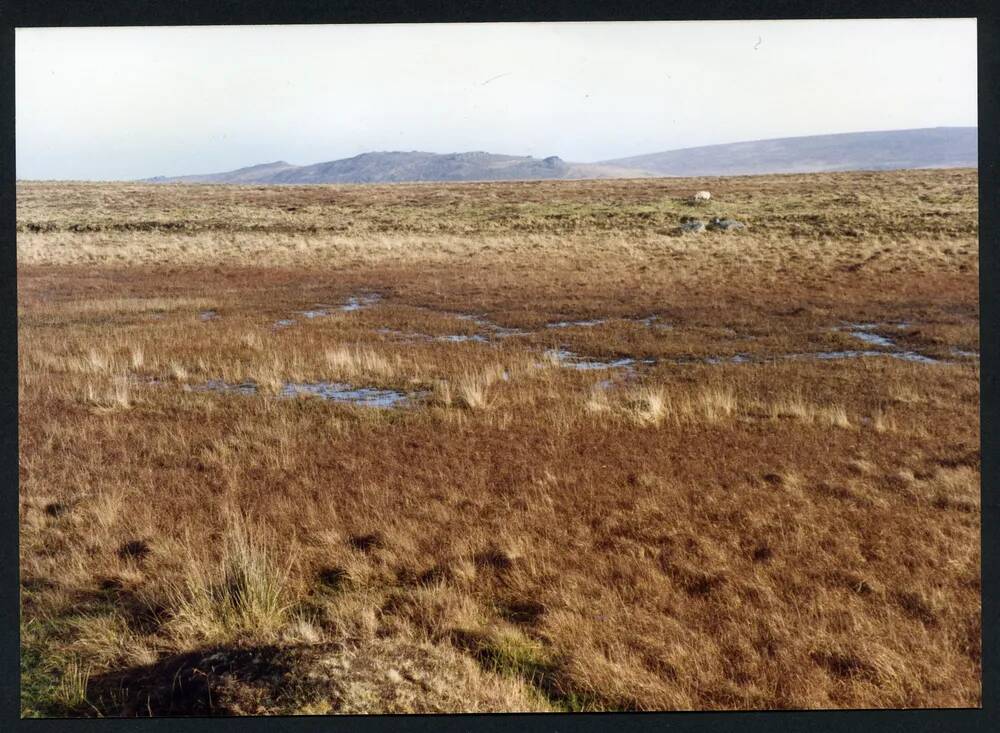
[16,19,977,180]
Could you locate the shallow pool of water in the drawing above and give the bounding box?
[545,348,653,371]
[299,307,333,319]
[704,354,751,365]
[192,379,259,396]
[281,382,413,407]
[846,330,896,348]
[545,319,607,329]
[438,334,490,343]
[787,350,940,364]
[192,378,418,407]
[341,294,382,312]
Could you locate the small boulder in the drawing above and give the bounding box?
[678,219,706,234]
[707,217,746,232]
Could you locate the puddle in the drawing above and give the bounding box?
[281,382,415,407]
[704,354,751,365]
[952,349,980,358]
[191,379,259,396]
[299,307,333,319]
[452,313,529,337]
[848,321,912,330]
[663,349,943,366]
[199,310,219,321]
[545,348,654,371]
[632,315,671,328]
[545,319,607,329]
[273,319,296,329]
[192,379,419,407]
[341,294,382,312]
[376,327,432,341]
[839,322,920,348]
[846,330,896,348]
[375,328,493,344]
[438,334,490,343]
[492,326,530,337]
[287,295,380,321]
[129,375,163,386]
[787,350,940,364]
[890,352,940,364]
[544,316,676,330]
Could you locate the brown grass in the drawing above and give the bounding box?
[18,169,979,715]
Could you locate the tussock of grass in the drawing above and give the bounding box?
[81,376,132,410]
[67,613,157,669]
[820,405,852,429]
[626,387,668,426]
[53,657,93,712]
[168,361,189,382]
[692,386,738,422]
[165,516,294,643]
[430,379,453,408]
[129,347,144,370]
[455,367,505,410]
[584,388,611,414]
[86,349,110,374]
[325,346,399,381]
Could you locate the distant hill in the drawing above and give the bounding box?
[141,127,976,185]
[143,151,654,185]
[601,127,977,177]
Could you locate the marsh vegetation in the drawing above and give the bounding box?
[18,168,979,714]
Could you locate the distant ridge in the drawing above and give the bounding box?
[143,151,653,185]
[601,127,977,177]
[141,127,976,185]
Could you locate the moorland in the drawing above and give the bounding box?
[17,168,980,714]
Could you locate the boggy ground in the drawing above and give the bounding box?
[17,169,980,715]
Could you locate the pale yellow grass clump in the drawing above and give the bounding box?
[455,366,506,410]
[584,388,612,414]
[769,395,814,422]
[767,394,853,428]
[241,332,264,351]
[627,387,668,426]
[888,382,924,404]
[67,612,158,669]
[281,611,324,645]
[430,379,453,408]
[82,376,132,410]
[325,346,399,381]
[168,361,189,382]
[129,347,144,370]
[819,404,852,429]
[165,516,294,643]
[928,466,979,512]
[53,296,216,316]
[692,386,738,423]
[86,349,110,374]
[53,658,93,712]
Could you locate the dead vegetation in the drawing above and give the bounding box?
[18,169,979,715]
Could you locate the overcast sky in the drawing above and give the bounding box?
[16,19,977,180]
